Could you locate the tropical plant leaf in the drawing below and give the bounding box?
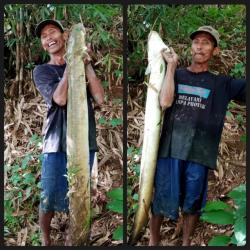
[203,200,231,212]
[235,205,246,219]
[230,233,238,245]
[112,224,123,240]
[228,184,246,206]
[106,199,123,214]
[201,210,234,225]
[106,187,123,201]
[208,235,231,246]
[234,217,246,246]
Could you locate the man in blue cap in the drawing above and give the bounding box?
[33,19,104,245]
[149,26,246,246]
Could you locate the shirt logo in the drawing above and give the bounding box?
[178,84,211,99]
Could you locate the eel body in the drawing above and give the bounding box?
[129,31,170,244]
[66,23,90,245]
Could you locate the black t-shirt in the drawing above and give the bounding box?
[158,68,245,169]
[33,63,98,153]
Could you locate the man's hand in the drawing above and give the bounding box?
[159,47,177,110]
[161,47,178,67]
[83,43,93,65]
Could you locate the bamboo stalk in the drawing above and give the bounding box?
[15,9,20,84]
[19,7,24,95]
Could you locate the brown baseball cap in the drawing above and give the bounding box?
[35,19,64,38]
[190,26,220,47]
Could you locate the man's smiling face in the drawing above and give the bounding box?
[40,24,66,55]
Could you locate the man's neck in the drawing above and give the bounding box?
[187,62,209,73]
[48,52,66,65]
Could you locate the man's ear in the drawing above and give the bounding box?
[213,47,220,56]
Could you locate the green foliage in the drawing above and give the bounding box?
[4,198,20,231]
[127,145,142,233]
[208,235,231,246]
[201,210,234,225]
[109,118,123,127]
[4,4,122,97]
[227,101,246,128]
[128,5,246,84]
[106,188,123,213]
[4,134,42,245]
[107,187,123,201]
[98,117,123,128]
[127,146,141,179]
[101,81,109,89]
[236,114,244,126]
[226,110,233,118]
[112,225,123,241]
[203,200,231,211]
[127,145,142,157]
[201,184,246,246]
[28,133,43,147]
[106,198,123,213]
[230,62,245,78]
[30,232,41,246]
[240,134,246,143]
[106,187,123,241]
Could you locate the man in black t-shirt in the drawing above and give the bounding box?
[33,19,104,246]
[149,26,246,246]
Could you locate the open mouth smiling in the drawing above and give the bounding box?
[48,41,57,47]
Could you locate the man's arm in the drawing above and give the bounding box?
[53,43,104,106]
[159,47,178,111]
[86,64,104,105]
[229,78,246,103]
[52,67,68,106]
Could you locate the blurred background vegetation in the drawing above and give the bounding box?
[4,4,123,246]
[128,4,246,86]
[4,4,123,98]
